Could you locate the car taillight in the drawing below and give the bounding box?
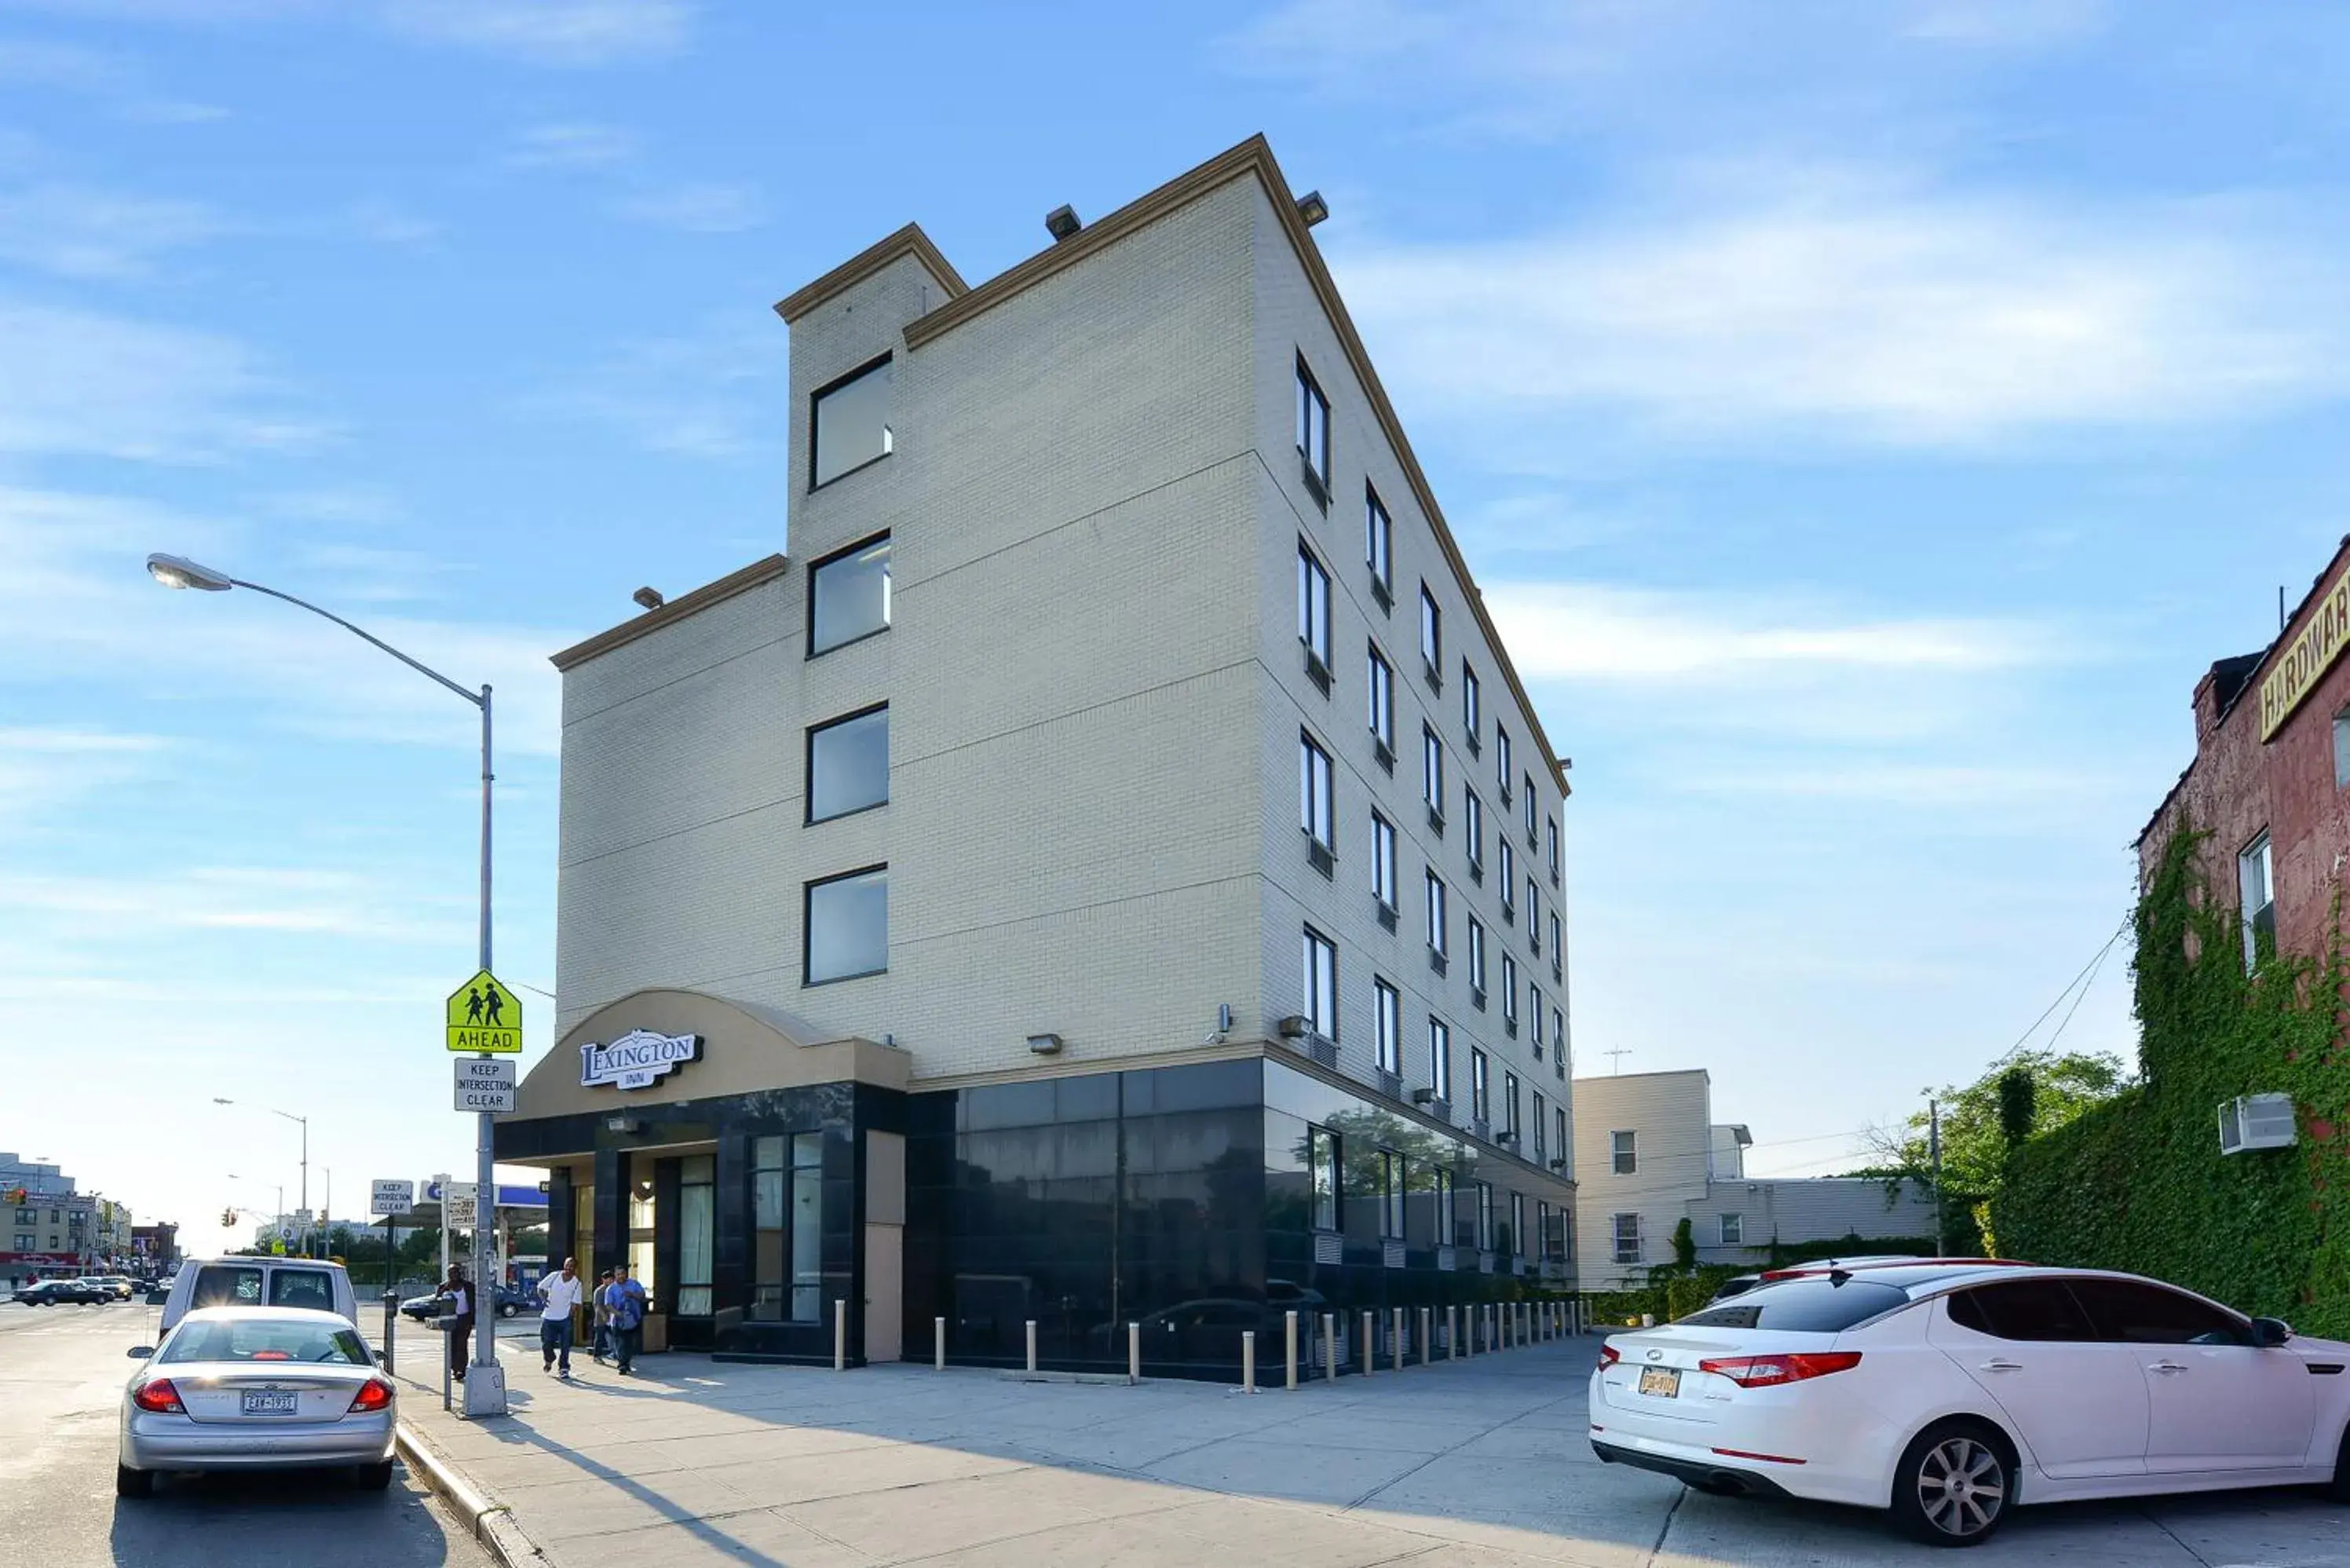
[131,1378,184,1413]
[346,1378,393,1414]
[1598,1344,1621,1369]
[1698,1352,1862,1387]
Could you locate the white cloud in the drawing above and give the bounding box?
[0,864,472,943]
[506,122,638,170]
[0,726,168,824]
[1332,174,2348,446]
[381,0,692,66]
[0,184,225,279]
[0,300,311,461]
[612,181,762,233]
[532,317,778,459]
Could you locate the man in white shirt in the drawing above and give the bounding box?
[535,1257,587,1377]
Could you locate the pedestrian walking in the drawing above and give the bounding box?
[604,1262,649,1376]
[536,1256,586,1376]
[442,1263,473,1383]
[591,1267,616,1364]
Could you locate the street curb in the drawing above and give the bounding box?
[397,1422,546,1568]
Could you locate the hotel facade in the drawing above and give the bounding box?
[496,137,1580,1376]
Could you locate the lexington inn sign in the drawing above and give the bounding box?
[579,1029,701,1092]
[2261,561,2350,741]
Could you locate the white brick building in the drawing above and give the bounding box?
[499,137,1579,1374]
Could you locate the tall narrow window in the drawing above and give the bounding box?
[1461,663,1481,745]
[1611,1130,1637,1175]
[1464,789,1484,875]
[1372,812,1397,909]
[1471,1047,1489,1122]
[1467,917,1487,996]
[1424,870,1448,956]
[1502,955,1519,1029]
[1720,1213,1745,1246]
[1308,1124,1340,1231]
[1296,356,1331,502]
[804,865,887,984]
[1529,983,1543,1054]
[1533,1092,1548,1162]
[1528,878,1541,944]
[1299,733,1335,862]
[1374,978,1401,1074]
[808,534,892,655]
[1420,585,1442,677]
[1524,777,1539,840]
[1380,1150,1404,1239]
[1365,486,1392,601]
[1550,911,1562,972]
[1538,1200,1555,1263]
[1302,926,1338,1041]
[751,1132,825,1322]
[806,704,889,823]
[2240,831,2275,972]
[1504,1071,1520,1138]
[1548,815,1561,882]
[1555,1105,1568,1167]
[1552,1008,1566,1069]
[1476,1182,1496,1252]
[1509,1192,1527,1258]
[1434,1166,1457,1246]
[1367,645,1394,755]
[1422,726,1445,821]
[1613,1212,1641,1264]
[1297,543,1332,682]
[1428,1017,1452,1102]
[1496,729,1513,799]
[677,1154,715,1317]
[811,355,892,488]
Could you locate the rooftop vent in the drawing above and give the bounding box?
[1044,205,1082,243]
[632,587,665,611]
[1296,190,1329,228]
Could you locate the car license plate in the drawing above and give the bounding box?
[1637,1366,1681,1398]
[241,1391,298,1416]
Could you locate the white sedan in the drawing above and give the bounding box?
[1590,1263,2350,1546]
[118,1305,397,1497]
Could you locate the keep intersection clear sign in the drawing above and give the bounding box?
[446,969,523,1054]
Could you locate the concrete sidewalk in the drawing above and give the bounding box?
[386,1333,2350,1567]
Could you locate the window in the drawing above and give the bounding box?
[1374,978,1401,1074]
[1504,1071,1520,1138]
[2067,1278,2255,1346]
[1428,1017,1453,1102]
[1365,487,1392,600]
[1470,1047,1490,1122]
[1433,1166,1457,1247]
[1422,726,1445,821]
[1424,870,1448,956]
[1548,815,1561,882]
[1611,1130,1637,1175]
[1681,1280,1910,1332]
[1498,839,1515,915]
[1420,586,1442,678]
[1533,1092,1547,1161]
[1554,1105,1568,1166]
[1296,355,1331,502]
[1527,878,1541,943]
[678,1153,715,1317]
[1302,926,1338,1041]
[162,1319,369,1365]
[751,1132,824,1322]
[1501,955,1519,1028]
[1476,1182,1496,1252]
[1467,918,1487,995]
[1366,645,1394,753]
[1464,789,1484,875]
[2337,710,2350,789]
[1612,1213,1641,1264]
[1550,912,1562,971]
[806,704,889,823]
[808,534,891,655]
[1496,729,1513,799]
[1461,663,1481,744]
[1307,1124,1340,1230]
[1703,1211,1740,1248]
[1539,1201,1560,1263]
[811,355,892,487]
[1299,733,1335,860]
[1524,777,1539,840]
[2239,831,2274,972]
[1509,1192,1527,1258]
[1379,1150,1404,1239]
[1297,543,1332,682]
[1529,983,1544,1054]
[1943,1279,2097,1343]
[804,864,887,984]
[1551,1007,1566,1066]
[1371,812,1397,909]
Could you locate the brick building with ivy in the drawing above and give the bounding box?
[2139,534,2350,971]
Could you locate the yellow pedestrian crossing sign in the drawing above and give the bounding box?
[447,970,523,1054]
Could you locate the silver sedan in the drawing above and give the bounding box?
[117,1305,396,1497]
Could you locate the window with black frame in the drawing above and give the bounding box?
[751,1132,824,1323]
[1307,1125,1340,1232]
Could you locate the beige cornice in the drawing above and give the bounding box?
[773,222,968,324]
[549,554,789,672]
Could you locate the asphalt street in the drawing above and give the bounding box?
[0,1298,492,1568]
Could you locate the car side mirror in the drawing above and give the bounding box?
[145,1290,169,1305]
[126,1346,153,1359]
[2251,1315,2292,1348]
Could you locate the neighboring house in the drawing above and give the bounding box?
[1,1154,114,1289]
[495,136,1577,1375]
[1572,1070,1937,1293]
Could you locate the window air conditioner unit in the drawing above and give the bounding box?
[1277,1015,1311,1039]
[2219,1093,2297,1154]
[1411,1087,1437,1106]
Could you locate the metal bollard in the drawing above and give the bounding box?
[1323,1313,1336,1382]
[380,1292,398,1376]
[1128,1321,1140,1382]
[1242,1330,1255,1394]
[1025,1319,1038,1374]
[935,1315,946,1370]
[1420,1306,1432,1366]
[1392,1307,1405,1372]
[1285,1310,1299,1391]
[1361,1311,1374,1376]
[1447,1304,1458,1361]
[834,1298,847,1372]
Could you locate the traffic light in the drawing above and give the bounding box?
[221,1208,237,1228]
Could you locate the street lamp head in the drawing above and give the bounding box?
[146,553,233,592]
[213,1097,232,1106]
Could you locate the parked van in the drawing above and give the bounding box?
[156,1257,359,1335]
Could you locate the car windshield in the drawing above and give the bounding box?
[1675,1277,1910,1332]
[267,1270,335,1310]
[188,1266,266,1309]
[161,1318,370,1365]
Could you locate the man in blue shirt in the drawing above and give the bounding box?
[603,1263,648,1376]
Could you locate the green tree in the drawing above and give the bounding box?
[1670,1216,1697,1271]
[1996,1067,2038,1151]
[1867,1048,2129,1198]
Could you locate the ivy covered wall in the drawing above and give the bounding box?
[1990,826,2350,1336]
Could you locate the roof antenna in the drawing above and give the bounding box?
[1603,1046,1632,1075]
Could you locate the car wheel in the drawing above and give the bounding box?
[1890,1420,2013,1547]
[354,1460,395,1490]
[500,1303,518,1318]
[2323,1424,2350,1503]
[115,1464,152,1499]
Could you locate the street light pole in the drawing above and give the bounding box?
[155,552,506,1416]
[215,1098,309,1256]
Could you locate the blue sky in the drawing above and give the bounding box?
[5,0,2348,1246]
